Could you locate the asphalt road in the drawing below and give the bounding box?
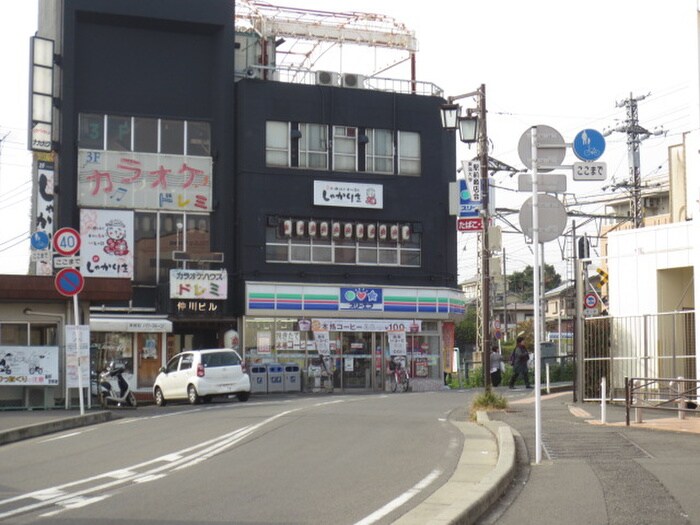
[0,391,476,524]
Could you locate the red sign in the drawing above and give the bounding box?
[53,227,81,256]
[457,217,483,232]
[54,268,84,297]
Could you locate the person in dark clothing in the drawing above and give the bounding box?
[509,336,532,389]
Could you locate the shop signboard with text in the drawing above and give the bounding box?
[77,150,212,211]
[80,209,134,278]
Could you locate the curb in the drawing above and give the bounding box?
[0,411,117,446]
[430,414,516,525]
[394,411,517,525]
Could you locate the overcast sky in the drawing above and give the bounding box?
[0,1,696,282]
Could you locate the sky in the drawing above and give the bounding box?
[0,1,696,283]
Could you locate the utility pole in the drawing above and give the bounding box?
[604,93,663,228]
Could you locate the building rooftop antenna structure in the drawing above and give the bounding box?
[235,0,419,81]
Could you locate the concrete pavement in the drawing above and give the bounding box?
[2,389,699,524]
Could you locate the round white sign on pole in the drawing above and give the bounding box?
[519,194,567,243]
[518,125,566,172]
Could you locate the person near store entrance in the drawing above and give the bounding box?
[489,345,503,387]
[509,336,532,389]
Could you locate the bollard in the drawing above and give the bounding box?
[601,376,607,424]
[677,376,686,420]
[634,379,643,424]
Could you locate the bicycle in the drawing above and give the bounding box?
[390,361,410,393]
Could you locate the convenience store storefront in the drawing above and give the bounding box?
[243,283,466,392]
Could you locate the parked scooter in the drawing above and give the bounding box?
[99,361,137,408]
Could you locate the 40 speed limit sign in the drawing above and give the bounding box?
[53,227,81,256]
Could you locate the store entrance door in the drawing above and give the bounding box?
[341,332,373,390]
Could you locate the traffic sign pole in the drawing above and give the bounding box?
[531,127,543,466]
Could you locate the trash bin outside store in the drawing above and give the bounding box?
[267,363,285,393]
[283,363,301,392]
[249,365,268,394]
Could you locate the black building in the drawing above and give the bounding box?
[33,0,465,395]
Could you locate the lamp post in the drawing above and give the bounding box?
[441,84,491,392]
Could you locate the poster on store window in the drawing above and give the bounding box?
[257,331,271,354]
[388,330,407,356]
[314,330,330,356]
[80,209,134,278]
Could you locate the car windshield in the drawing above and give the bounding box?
[202,352,241,367]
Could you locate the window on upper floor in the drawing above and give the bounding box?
[265,120,420,176]
[79,114,211,157]
[133,211,211,284]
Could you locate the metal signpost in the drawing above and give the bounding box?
[53,228,87,415]
[517,124,607,465]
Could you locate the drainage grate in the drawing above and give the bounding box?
[542,431,653,460]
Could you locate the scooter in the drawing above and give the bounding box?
[99,361,137,408]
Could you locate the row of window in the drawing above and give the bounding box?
[79,113,211,157]
[266,121,421,175]
[265,220,421,267]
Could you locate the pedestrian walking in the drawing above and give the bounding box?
[509,336,532,389]
[489,346,503,387]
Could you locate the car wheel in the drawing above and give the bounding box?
[237,391,250,402]
[188,384,200,404]
[154,387,166,407]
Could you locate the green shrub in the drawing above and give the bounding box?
[470,390,508,420]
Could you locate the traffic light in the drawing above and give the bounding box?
[596,267,608,286]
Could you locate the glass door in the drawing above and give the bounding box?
[341,332,372,390]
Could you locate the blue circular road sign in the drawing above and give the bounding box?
[30,231,50,250]
[55,267,84,297]
[573,129,606,161]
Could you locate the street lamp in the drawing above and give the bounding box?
[440,84,491,392]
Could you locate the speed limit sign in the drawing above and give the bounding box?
[53,227,81,256]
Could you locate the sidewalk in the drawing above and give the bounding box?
[0,408,117,446]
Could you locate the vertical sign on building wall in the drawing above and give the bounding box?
[33,159,55,275]
[80,209,134,278]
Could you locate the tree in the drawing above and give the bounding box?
[454,304,477,350]
[507,264,562,302]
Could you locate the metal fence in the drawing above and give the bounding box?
[583,310,696,402]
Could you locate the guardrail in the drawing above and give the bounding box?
[624,376,699,426]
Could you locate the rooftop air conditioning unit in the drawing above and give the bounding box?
[316,70,339,86]
[342,73,365,89]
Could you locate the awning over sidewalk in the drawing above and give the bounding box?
[90,316,173,333]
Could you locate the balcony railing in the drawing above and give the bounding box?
[236,64,444,98]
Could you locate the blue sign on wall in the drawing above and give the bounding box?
[573,129,606,161]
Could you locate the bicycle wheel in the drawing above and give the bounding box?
[391,372,398,392]
[401,372,409,393]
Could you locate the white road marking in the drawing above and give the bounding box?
[353,469,442,525]
[0,408,305,520]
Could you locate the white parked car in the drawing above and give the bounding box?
[153,349,251,406]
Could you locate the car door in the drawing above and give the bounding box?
[159,354,183,398]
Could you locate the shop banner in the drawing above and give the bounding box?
[314,331,330,356]
[80,208,134,278]
[169,269,228,299]
[65,325,91,388]
[388,330,407,356]
[313,180,383,209]
[77,150,213,212]
[0,346,59,386]
[312,319,421,333]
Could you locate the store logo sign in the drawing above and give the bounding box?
[340,287,383,310]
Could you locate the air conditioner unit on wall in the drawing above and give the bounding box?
[342,73,365,89]
[316,70,339,86]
